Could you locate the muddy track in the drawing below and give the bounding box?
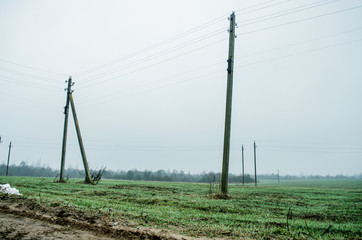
[0,194,187,240]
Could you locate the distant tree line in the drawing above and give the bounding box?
[257,173,362,180]
[0,161,253,183]
[0,161,360,182]
[0,161,254,183]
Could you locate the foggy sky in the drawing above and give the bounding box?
[0,0,361,176]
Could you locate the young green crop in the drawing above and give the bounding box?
[1,177,361,239]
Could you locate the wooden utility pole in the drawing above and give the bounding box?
[221,12,236,195]
[6,141,12,176]
[59,77,93,184]
[241,145,245,185]
[69,94,93,183]
[254,141,257,186]
[59,77,72,182]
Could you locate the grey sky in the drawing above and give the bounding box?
[0,0,361,176]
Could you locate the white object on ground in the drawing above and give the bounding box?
[0,184,22,195]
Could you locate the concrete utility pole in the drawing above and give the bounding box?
[6,141,12,176]
[59,77,73,182]
[69,94,93,183]
[254,141,257,186]
[242,145,245,185]
[221,12,236,195]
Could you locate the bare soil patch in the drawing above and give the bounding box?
[0,194,188,240]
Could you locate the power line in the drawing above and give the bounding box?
[237,5,362,36]
[235,0,292,14]
[72,15,228,78]
[0,58,68,77]
[75,0,288,81]
[0,75,62,90]
[106,38,362,106]
[76,38,228,90]
[72,0,300,79]
[234,38,362,69]
[237,0,340,27]
[259,147,362,154]
[76,29,226,84]
[77,3,362,89]
[79,31,362,106]
[77,33,362,108]
[235,27,362,61]
[0,65,64,84]
[77,68,225,109]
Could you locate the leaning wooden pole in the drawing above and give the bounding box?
[69,93,93,184]
[221,12,236,195]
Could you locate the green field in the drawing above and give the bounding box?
[1,177,361,239]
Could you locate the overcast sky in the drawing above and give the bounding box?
[0,0,361,176]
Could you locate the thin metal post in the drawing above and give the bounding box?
[221,12,236,195]
[69,93,93,184]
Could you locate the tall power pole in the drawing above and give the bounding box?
[6,141,12,176]
[59,77,73,182]
[254,141,257,186]
[221,12,236,195]
[241,145,245,185]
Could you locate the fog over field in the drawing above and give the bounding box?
[0,0,361,176]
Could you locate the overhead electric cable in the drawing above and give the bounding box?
[234,38,362,69]
[73,15,228,78]
[0,58,68,77]
[0,66,63,84]
[76,38,228,90]
[95,26,362,95]
[259,147,362,153]
[77,29,226,84]
[73,0,295,78]
[0,75,62,90]
[237,5,362,36]
[235,0,293,14]
[237,0,340,27]
[235,27,362,60]
[78,68,225,109]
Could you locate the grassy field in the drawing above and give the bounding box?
[1,176,361,239]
